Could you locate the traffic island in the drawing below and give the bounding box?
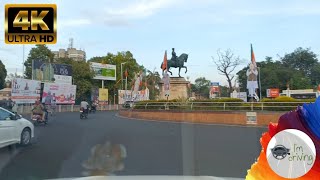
[118,110,284,126]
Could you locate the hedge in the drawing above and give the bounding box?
[132,97,315,111]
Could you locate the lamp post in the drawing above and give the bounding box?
[121,62,126,90]
[258,67,262,100]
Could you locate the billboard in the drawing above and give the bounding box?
[210,82,219,86]
[42,83,77,104]
[98,88,108,102]
[11,78,41,104]
[118,88,149,104]
[230,91,247,102]
[266,88,280,98]
[209,82,220,99]
[32,60,72,84]
[90,62,116,81]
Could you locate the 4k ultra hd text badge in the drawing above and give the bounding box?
[266,129,316,178]
[5,4,57,44]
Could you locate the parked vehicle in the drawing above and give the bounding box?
[0,107,34,148]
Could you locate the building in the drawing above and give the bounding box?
[52,38,86,61]
[52,48,86,61]
[0,88,11,100]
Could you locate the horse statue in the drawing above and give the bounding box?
[160,53,188,77]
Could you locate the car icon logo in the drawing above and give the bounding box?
[271,145,290,160]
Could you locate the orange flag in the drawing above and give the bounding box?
[251,44,256,67]
[161,50,167,71]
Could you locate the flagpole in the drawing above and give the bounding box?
[32,60,34,80]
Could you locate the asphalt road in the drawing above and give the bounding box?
[0,111,266,180]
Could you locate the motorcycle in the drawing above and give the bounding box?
[32,114,48,125]
[80,107,88,119]
[89,105,96,113]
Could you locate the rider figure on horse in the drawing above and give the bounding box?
[171,48,178,67]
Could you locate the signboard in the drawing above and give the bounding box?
[230,91,247,102]
[11,78,41,104]
[266,88,280,98]
[210,82,219,86]
[32,60,72,84]
[90,62,116,81]
[246,112,257,125]
[118,89,149,104]
[54,75,72,84]
[98,88,108,102]
[42,83,76,104]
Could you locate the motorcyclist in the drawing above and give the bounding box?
[91,100,98,112]
[80,98,89,115]
[31,100,45,121]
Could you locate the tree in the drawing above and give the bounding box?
[212,49,242,93]
[237,55,314,98]
[56,58,94,102]
[281,47,318,78]
[0,60,7,89]
[193,77,210,98]
[24,45,54,79]
[219,86,229,97]
[6,73,22,84]
[146,70,161,100]
[88,51,145,103]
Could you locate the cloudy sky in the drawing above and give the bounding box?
[1,0,320,85]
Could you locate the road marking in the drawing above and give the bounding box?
[115,113,267,128]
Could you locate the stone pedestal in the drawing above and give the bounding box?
[159,77,190,100]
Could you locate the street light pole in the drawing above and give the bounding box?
[121,62,126,90]
[258,67,262,100]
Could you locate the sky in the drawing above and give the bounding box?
[1,0,320,85]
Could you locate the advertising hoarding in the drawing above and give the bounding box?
[42,83,76,104]
[32,60,72,84]
[11,78,41,104]
[266,88,280,98]
[209,82,220,99]
[98,88,108,102]
[118,89,149,104]
[90,62,116,81]
[230,91,247,102]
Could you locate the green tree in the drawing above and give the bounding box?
[56,58,94,102]
[281,47,318,78]
[237,55,314,98]
[219,86,229,97]
[24,45,54,79]
[0,60,7,89]
[88,51,145,103]
[146,70,161,100]
[193,77,210,98]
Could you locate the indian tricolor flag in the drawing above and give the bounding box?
[251,44,257,67]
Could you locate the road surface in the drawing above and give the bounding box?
[0,111,266,180]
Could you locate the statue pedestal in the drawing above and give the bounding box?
[159,77,190,100]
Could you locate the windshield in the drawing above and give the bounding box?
[0,1,319,180]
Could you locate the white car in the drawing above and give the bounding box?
[0,107,34,148]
